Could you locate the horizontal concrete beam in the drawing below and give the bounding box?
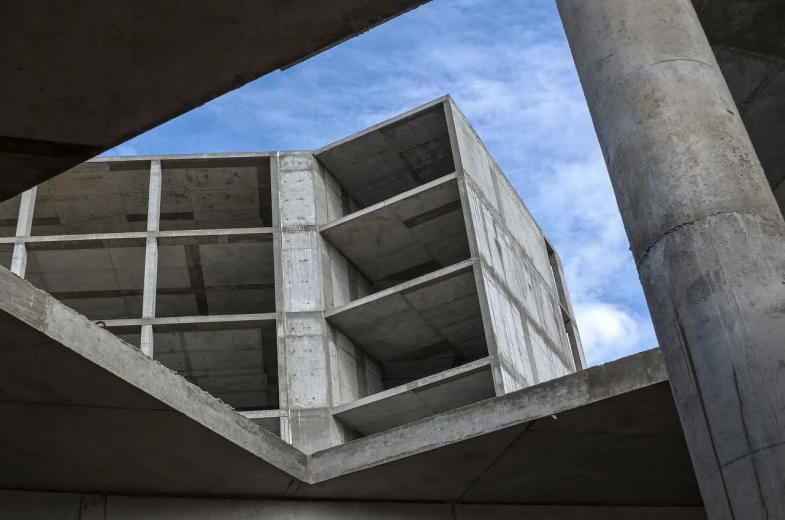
[99,313,277,334]
[325,258,476,319]
[0,228,276,250]
[0,490,707,519]
[0,0,429,200]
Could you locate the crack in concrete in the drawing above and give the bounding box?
[635,209,774,268]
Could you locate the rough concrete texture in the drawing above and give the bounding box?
[0,0,428,200]
[557,0,785,517]
[0,284,700,506]
[0,266,308,495]
[332,357,495,435]
[446,100,580,394]
[0,99,593,512]
[0,491,708,520]
[690,0,785,214]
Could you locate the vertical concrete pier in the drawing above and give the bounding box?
[556,0,785,517]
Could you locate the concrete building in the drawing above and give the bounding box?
[2,0,785,519]
[0,97,584,453]
[0,98,707,519]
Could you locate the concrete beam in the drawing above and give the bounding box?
[0,490,708,519]
[556,0,785,516]
[99,313,277,334]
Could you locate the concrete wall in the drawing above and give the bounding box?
[447,100,582,394]
[0,490,707,519]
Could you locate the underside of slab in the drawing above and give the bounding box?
[321,174,470,290]
[0,0,428,200]
[333,358,495,436]
[0,272,698,506]
[325,259,487,386]
[0,266,305,496]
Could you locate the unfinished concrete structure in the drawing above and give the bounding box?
[3,0,785,518]
[0,98,584,452]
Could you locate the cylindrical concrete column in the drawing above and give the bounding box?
[555,0,785,517]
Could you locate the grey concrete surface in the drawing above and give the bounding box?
[0,490,708,519]
[321,174,470,291]
[691,0,785,215]
[557,0,785,517]
[302,349,700,506]
[0,265,307,495]
[316,98,455,208]
[333,357,495,436]
[0,0,428,200]
[0,101,588,493]
[446,100,582,394]
[0,286,698,506]
[325,260,486,373]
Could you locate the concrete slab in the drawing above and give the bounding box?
[0,266,306,496]
[316,99,455,208]
[324,259,486,370]
[333,358,495,436]
[0,0,428,200]
[321,174,470,290]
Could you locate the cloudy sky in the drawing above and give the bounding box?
[105,0,657,366]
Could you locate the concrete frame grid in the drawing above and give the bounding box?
[0,97,585,453]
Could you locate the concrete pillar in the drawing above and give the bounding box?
[10,187,36,277]
[140,160,162,357]
[556,0,785,517]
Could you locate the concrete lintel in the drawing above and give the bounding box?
[320,173,458,233]
[325,258,476,319]
[0,228,277,251]
[308,348,668,482]
[333,357,494,436]
[241,409,288,420]
[99,313,277,334]
[155,228,276,246]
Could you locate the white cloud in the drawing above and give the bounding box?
[575,302,657,366]
[102,143,140,157]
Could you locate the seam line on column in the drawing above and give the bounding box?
[635,209,778,268]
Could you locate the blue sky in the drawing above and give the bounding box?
[105,0,657,365]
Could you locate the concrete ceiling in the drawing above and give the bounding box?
[693,0,785,209]
[0,0,428,202]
